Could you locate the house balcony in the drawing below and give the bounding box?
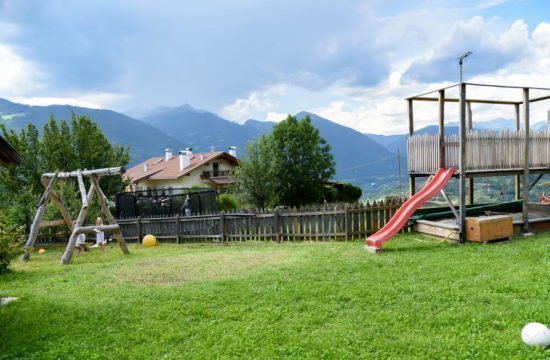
[408,130,550,176]
[200,170,233,180]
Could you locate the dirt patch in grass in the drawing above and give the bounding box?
[113,249,300,285]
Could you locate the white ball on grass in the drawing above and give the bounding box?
[521,322,550,347]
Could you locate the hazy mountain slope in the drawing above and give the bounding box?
[295,112,404,181]
[139,105,260,154]
[0,98,185,165]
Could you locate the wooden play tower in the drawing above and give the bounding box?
[406,82,550,241]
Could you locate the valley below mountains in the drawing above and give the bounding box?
[1,98,547,199]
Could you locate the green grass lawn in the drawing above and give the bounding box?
[1,234,549,359]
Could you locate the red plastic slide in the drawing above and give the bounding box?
[366,167,456,252]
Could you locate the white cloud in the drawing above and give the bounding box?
[0,44,44,94]
[220,85,287,122]
[7,93,131,110]
[403,17,530,83]
[266,112,288,122]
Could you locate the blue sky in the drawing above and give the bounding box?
[0,0,549,134]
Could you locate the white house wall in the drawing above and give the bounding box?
[135,158,235,191]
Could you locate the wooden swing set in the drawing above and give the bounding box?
[21,167,130,265]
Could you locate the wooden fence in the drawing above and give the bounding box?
[116,200,407,243]
[408,129,550,173]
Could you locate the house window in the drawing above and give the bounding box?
[213,162,219,177]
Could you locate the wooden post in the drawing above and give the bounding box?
[61,184,95,265]
[175,214,180,244]
[408,99,416,196]
[438,90,446,169]
[522,88,530,233]
[467,102,473,130]
[408,99,414,136]
[39,177,73,230]
[466,101,474,205]
[220,212,225,244]
[409,177,416,197]
[49,192,73,230]
[76,171,88,208]
[273,207,281,243]
[89,175,129,255]
[458,82,467,243]
[515,103,521,200]
[344,205,350,242]
[137,216,142,244]
[468,177,475,205]
[21,174,58,261]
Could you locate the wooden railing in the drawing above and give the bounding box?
[200,170,233,179]
[408,129,550,173]
[117,200,408,243]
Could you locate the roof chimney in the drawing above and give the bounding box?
[143,163,148,172]
[228,146,237,158]
[165,148,173,161]
[179,150,192,170]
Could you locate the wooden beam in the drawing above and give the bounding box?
[529,174,544,192]
[528,94,550,103]
[49,192,74,230]
[77,171,88,208]
[515,103,521,200]
[458,83,467,243]
[409,176,416,197]
[408,98,415,197]
[38,219,67,228]
[61,184,95,265]
[74,224,120,234]
[408,99,414,136]
[438,90,445,169]
[522,88,530,233]
[469,178,474,205]
[42,167,124,179]
[467,102,472,130]
[89,175,130,255]
[21,173,58,261]
[411,97,520,105]
[39,177,73,230]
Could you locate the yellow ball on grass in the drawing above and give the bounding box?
[37,248,46,254]
[142,234,157,247]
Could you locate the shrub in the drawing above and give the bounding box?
[0,212,24,274]
[323,182,362,203]
[217,194,239,212]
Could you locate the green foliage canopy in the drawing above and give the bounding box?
[0,114,130,231]
[0,210,23,273]
[217,194,239,212]
[235,115,335,207]
[233,135,276,209]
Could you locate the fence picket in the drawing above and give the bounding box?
[117,201,404,243]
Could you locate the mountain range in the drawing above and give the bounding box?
[137,105,402,180]
[0,97,547,190]
[0,98,185,163]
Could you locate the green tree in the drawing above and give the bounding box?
[0,115,130,231]
[0,210,23,273]
[270,115,335,206]
[233,135,276,208]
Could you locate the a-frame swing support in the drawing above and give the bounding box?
[21,167,130,265]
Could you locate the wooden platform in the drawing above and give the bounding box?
[414,203,550,242]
